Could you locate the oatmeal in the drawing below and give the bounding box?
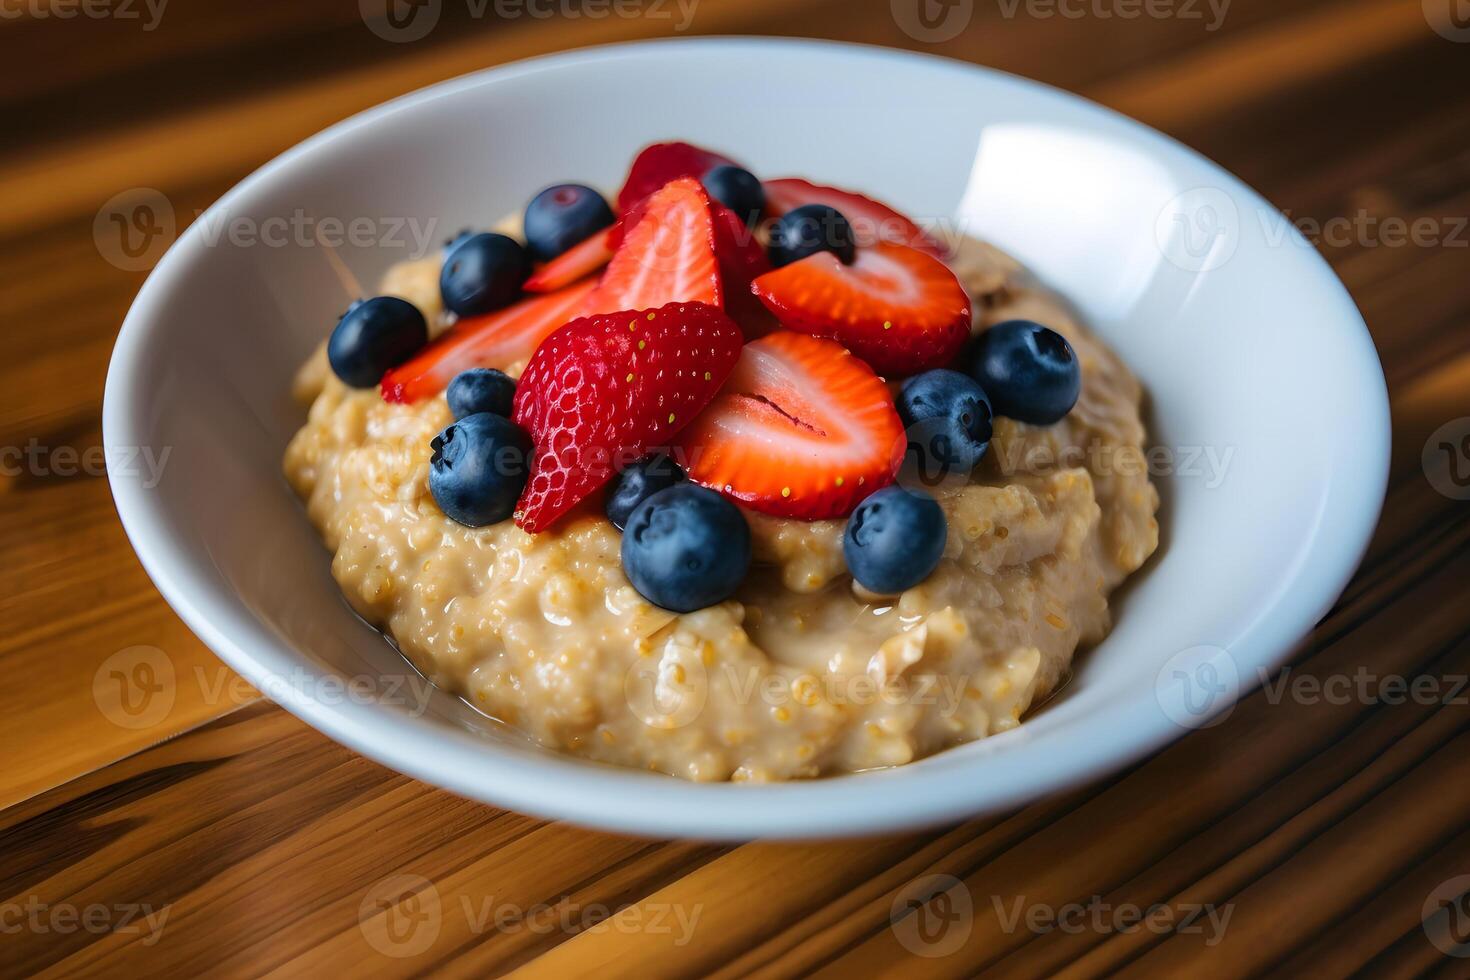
[284,231,1158,781]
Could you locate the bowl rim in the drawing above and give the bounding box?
[103,36,1390,840]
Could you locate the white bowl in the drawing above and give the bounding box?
[105,38,1389,840]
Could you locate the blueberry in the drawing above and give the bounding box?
[968,320,1081,425]
[605,454,686,531]
[898,369,993,481]
[523,183,616,262]
[446,368,515,420]
[327,296,428,388]
[440,232,529,317]
[428,413,531,527]
[701,165,765,227]
[843,486,947,595]
[443,227,475,253]
[621,485,751,612]
[768,204,857,267]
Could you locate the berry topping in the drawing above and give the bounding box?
[605,454,685,531]
[617,141,736,214]
[621,484,751,613]
[969,320,1081,425]
[701,165,765,228]
[843,486,947,595]
[443,228,475,253]
[581,177,722,316]
[710,203,777,338]
[511,302,743,533]
[897,369,993,480]
[763,177,946,257]
[440,232,529,317]
[327,296,428,388]
[751,241,972,377]
[446,367,516,419]
[380,278,595,404]
[767,204,857,268]
[522,230,615,293]
[523,183,616,263]
[428,412,532,528]
[676,331,905,520]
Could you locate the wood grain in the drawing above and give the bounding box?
[1,0,1467,975]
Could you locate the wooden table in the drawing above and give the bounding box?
[3,0,1468,975]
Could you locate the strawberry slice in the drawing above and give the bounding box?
[512,301,743,532]
[523,230,615,293]
[710,203,778,338]
[582,177,721,316]
[676,332,905,520]
[751,241,972,377]
[763,177,946,257]
[380,278,596,403]
[617,141,736,214]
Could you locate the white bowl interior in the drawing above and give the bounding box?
[106,40,1388,839]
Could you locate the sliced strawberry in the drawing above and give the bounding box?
[751,241,972,377]
[523,230,615,293]
[582,177,721,316]
[617,141,736,214]
[512,302,743,532]
[710,204,778,338]
[763,177,946,258]
[676,332,905,520]
[380,278,596,403]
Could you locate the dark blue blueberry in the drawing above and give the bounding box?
[327,296,427,388]
[428,412,531,527]
[440,232,528,317]
[605,454,686,531]
[443,227,475,253]
[621,485,751,612]
[843,486,947,594]
[968,320,1081,425]
[446,368,516,420]
[523,183,615,262]
[768,204,857,267]
[898,369,993,482]
[701,165,765,228]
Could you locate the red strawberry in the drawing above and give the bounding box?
[523,230,614,293]
[751,241,972,377]
[763,177,947,257]
[582,177,721,316]
[512,302,743,532]
[617,141,736,214]
[710,204,778,338]
[380,278,596,403]
[676,332,905,520]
